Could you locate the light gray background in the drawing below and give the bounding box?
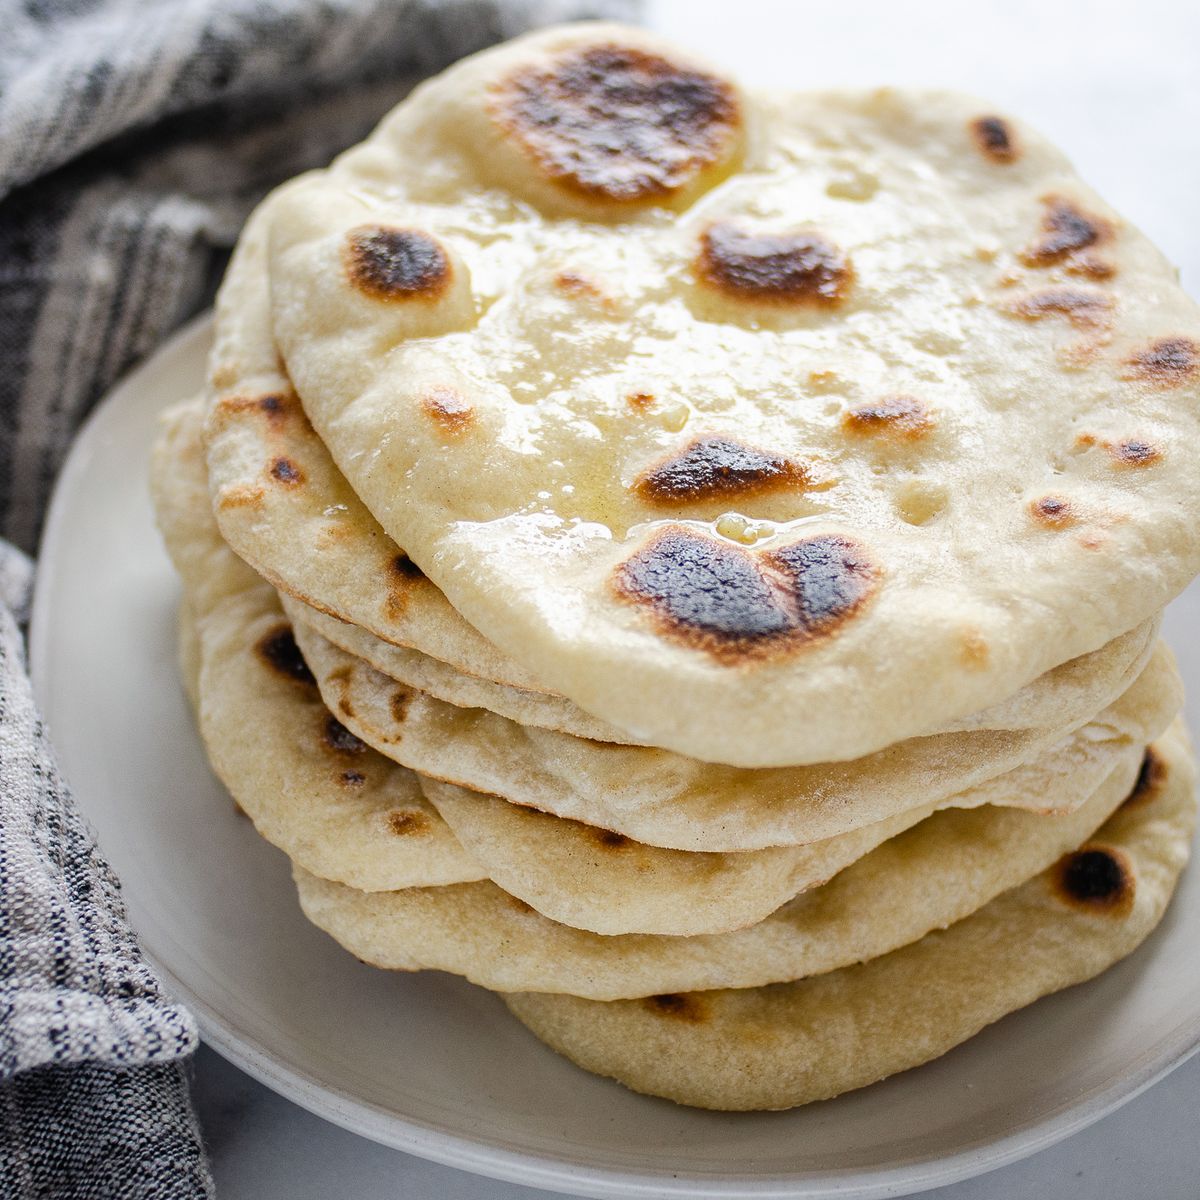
[195,0,1200,1194]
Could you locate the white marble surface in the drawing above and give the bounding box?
[194,0,1200,1195]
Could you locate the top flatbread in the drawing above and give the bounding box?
[261,22,1200,767]
[205,234,1156,746]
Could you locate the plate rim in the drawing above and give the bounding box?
[27,313,1200,1200]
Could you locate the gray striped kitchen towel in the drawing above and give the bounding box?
[0,1,638,1197]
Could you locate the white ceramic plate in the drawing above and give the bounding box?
[29,316,1200,1200]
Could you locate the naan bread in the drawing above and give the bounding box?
[154,399,482,891]
[417,739,1144,935]
[282,593,645,743]
[265,23,1200,768]
[293,618,1180,851]
[294,725,1171,999]
[195,583,483,891]
[161,395,1178,936]
[288,590,1156,748]
[153,397,262,610]
[505,720,1196,1108]
[206,209,1159,752]
[163,420,1166,934]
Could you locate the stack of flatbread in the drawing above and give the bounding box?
[151,23,1200,1111]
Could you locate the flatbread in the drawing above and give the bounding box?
[196,582,484,891]
[165,423,1165,933]
[153,397,262,610]
[287,590,1156,748]
[161,413,1165,931]
[293,618,1180,850]
[418,736,1144,935]
[154,398,482,891]
[294,724,1171,999]
[204,233,1158,749]
[176,393,1160,929]
[282,593,645,743]
[265,23,1200,768]
[169,471,1153,932]
[505,719,1196,1109]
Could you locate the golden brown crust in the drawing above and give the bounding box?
[420,387,476,437]
[1051,845,1136,915]
[255,625,317,687]
[1030,495,1077,527]
[1002,286,1114,329]
[1020,196,1115,278]
[970,115,1018,162]
[211,391,295,429]
[696,222,852,306]
[842,396,932,440]
[1122,337,1199,389]
[1110,439,1163,469]
[269,456,304,486]
[612,526,877,663]
[1124,746,1168,809]
[488,44,740,204]
[344,226,452,301]
[633,435,811,505]
[644,993,709,1022]
[387,810,431,837]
